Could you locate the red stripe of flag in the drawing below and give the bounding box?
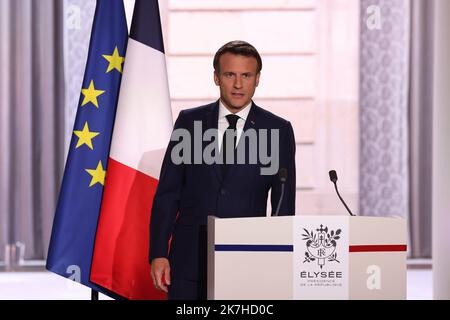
[349,245,407,252]
[90,158,166,299]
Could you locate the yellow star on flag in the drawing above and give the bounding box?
[81,80,105,108]
[85,161,106,187]
[73,122,100,150]
[102,46,125,73]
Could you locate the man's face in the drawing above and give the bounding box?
[214,53,260,112]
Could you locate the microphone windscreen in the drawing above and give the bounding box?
[279,168,288,183]
[329,170,338,183]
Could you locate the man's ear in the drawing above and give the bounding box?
[214,71,220,86]
[255,72,261,87]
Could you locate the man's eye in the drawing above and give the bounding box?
[224,73,233,78]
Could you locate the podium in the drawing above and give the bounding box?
[207,215,407,300]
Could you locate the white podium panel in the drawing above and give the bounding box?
[207,215,407,300]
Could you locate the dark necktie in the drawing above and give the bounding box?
[221,114,240,177]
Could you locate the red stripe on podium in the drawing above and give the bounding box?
[349,245,407,252]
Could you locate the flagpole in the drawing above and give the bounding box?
[91,289,99,300]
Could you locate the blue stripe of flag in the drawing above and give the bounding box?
[130,0,165,53]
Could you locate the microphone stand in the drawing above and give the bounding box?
[274,183,285,217]
[331,181,355,216]
[329,170,356,216]
[273,168,287,217]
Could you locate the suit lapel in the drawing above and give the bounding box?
[241,102,258,139]
[203,100,222,182]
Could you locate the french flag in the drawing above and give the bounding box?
[90,0,172,300]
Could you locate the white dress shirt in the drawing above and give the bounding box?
[217,100,252,150]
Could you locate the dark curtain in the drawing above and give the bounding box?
[359,0,433,258]
[0,0,65,260]
[408,0,434,259]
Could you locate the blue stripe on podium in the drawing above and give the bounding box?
[215,245,294,252]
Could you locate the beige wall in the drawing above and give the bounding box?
[158,0,359,215]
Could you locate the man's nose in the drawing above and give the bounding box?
[233,76,243,89]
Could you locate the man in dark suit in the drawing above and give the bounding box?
[149,41,296,300]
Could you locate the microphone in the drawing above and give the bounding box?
[273,168,288,217]
[328,170,356,216]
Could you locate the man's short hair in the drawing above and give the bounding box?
[213,40,262,74]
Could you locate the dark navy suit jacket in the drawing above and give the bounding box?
[149,100,296,290]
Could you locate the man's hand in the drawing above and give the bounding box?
[151,257,171,293]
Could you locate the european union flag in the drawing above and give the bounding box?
[46,0,128,298]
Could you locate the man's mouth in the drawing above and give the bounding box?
[232,93,245,98]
